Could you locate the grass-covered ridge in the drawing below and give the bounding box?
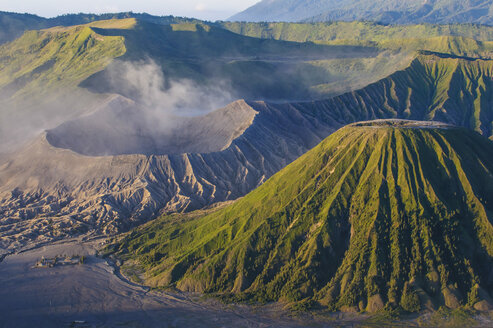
[0,11,199,45]
[292,53,493,139]
[0,19,127,99]
[0,19,128,151]
[221,21,493,43]
[6,17,493,102]
[220,21,493,59]
[81,19,383,101]
[112,120,493,313]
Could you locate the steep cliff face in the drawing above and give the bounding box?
[113,121,493,312]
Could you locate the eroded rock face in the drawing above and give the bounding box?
[367,295,385,313]
[0,99,337,251]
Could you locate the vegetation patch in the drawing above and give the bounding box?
[110,121,493,314]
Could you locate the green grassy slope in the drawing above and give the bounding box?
[8,19,489,103]
[82,20,380,101]
[6,18,370,101]
[0,19,128,152]
[112,120,493,312]
[376,36,493,58]
[0,11,199,45]
[0,21,127,99]
[6,17,493,103]
[220,21,493,58]
[221,21,493,43]
[287,53,493,139]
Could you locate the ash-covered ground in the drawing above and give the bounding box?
[0,239,329,328]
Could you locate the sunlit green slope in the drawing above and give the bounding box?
[0,11,198,45]
[221,21,493,43]
[0,20,129,99]
[0,19,128,151]
[113,120,493,312]
[297,53,493,139]
[221,21,493,59]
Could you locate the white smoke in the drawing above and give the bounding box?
[41,59,239,156]
[0,59,236,155]
[107,59,234,117]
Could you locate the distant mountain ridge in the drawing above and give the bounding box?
[0,11,198,45]
[230,0,493,25]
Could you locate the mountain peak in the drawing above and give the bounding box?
[113,120,493,312]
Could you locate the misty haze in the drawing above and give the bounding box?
[47,60,239,156]
[1,1,493,327]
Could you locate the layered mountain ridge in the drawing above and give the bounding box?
[113,120,493,313]
[0,18,384,153]
[3,52,493,251]
[230,0,493,25]
[3,17,493,252]
[0,11,198,45]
